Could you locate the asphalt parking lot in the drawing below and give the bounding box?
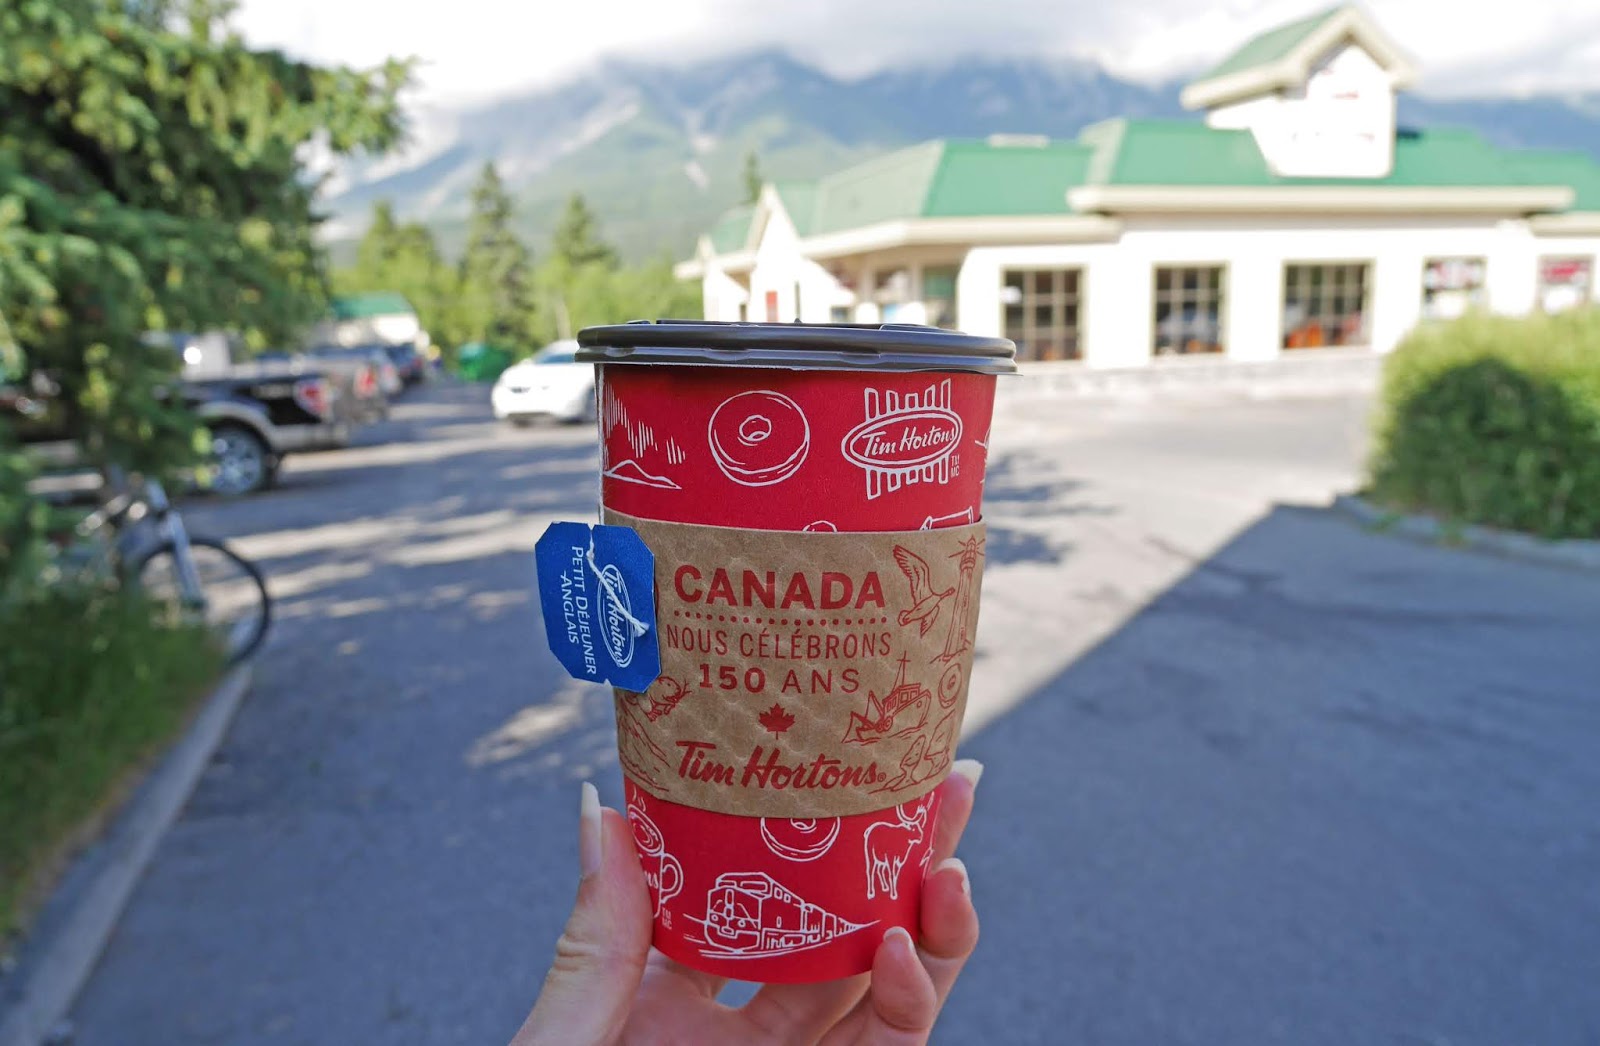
[67,380,1600,1045]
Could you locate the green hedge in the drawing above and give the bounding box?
[1369,309,1600,539]
[0,589,221,935]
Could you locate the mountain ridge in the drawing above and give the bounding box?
[324,50,1600,263]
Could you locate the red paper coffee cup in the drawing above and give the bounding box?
[576,321,1014,983]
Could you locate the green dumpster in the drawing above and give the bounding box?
[456,342,514,383]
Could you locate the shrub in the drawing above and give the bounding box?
[0,588,222,935]
[1369,309,1600,539]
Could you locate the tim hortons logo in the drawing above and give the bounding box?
[840,380,963,500]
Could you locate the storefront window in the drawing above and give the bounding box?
[1282,263,1370,349]
[1421,257,1487,320]
[1153,266,1225,355]
[923,266,959,330]
[1537,256,1594,313]
[1001,269,1082,361]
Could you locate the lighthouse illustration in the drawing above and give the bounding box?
[842,655,932,745]
[937,536,983,662]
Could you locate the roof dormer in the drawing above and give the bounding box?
[1181,5,1417,179]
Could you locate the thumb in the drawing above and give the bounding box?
[511,783,653,1046]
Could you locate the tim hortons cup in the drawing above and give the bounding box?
[575,320,1016,982]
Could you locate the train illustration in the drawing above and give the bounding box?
[701,872,867,956]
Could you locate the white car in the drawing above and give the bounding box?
[491,341,595,424]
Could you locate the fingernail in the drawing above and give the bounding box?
[883,925,915,956]
[952,758,984,790]
[579,782,603,877]
[936,857,971,897]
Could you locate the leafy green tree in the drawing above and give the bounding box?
[0,0,406,591]
[335,205,466,357]
[458,163,536,351]
[742,150,765,205]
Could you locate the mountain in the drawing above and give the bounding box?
[324,51,1600,264]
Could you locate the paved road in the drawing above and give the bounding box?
[69,381,1600,1045]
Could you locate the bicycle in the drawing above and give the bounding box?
[62,474,272,666]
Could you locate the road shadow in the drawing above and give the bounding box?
[942,503,1600,1046]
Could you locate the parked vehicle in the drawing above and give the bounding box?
[304,344,396,420]
[382,342,427,386]
[491,341,594,425]
[7,333,356,496]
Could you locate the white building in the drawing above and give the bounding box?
[677,7,1600,367]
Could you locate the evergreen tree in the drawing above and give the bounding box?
[459,163,536,350]
[337,210,466,356]
[0,0,406,588]
[354,201,400,282]
[742,150,765,205]
[550,193,618,271]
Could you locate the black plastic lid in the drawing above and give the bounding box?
[575,320,1016,375]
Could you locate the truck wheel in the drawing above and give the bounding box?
[209,424,270,495]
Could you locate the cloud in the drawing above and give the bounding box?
[233,0,1600,106]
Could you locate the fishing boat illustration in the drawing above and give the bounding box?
[696,872,873,958]
[842,655,931,745]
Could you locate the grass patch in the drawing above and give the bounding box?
[0,587,223,937]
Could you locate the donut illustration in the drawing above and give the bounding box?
[760,817,841,862]
[707,390,810,487]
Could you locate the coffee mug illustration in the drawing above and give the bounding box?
[629,800,683,915]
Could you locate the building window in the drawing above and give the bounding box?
[829,306,853,324]
[1538,256,1594,313]
[1421,257,1486,321]
[1282,262,1371,349]
[923,265,959,330]
[1153,266,1225,355]
[1001,269,1083,361]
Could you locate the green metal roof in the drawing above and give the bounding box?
[1506,151,1600,211]
[331,292,415,320]
[781,139,1093,236]
[707,203,755,253]
[1194,5,1344,85]
[772,182,819,236]
[1078,119,1600,195]
[923,140,1093,217]
[808,141,946,235]
[693,118,1600,256]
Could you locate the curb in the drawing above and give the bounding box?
[0,664,253,1046]
[1332,494,1600,572]
[1010,348,1382,399]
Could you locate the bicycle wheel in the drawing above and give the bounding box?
[131,536,272,665]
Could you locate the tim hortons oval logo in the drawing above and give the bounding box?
[599,562,637,668]
[840,381,964,500]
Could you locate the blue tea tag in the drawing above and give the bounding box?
[534,522,659,693]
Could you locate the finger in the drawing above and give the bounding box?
[860,927,940,1043]
[747,761,982,1044]
[927,759,982,869]
[739,971,871,1043]
[511,784,653,1046]
[912,858,979,1018]
[640,950,730,1002]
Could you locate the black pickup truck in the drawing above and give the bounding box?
[4,335,354,495]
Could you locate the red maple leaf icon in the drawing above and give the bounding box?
[758,703,796,737]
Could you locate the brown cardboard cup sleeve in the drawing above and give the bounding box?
[604,509,986,819]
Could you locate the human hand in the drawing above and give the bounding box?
[511,761,982,1046]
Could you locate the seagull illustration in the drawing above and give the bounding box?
[892,545,954,636]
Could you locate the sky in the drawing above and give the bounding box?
[235,0,1600,108]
